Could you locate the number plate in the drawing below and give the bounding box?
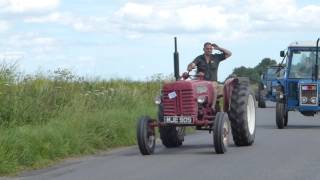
[163,116,192,124]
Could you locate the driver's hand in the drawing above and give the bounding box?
[211,43,220,50]
[182,72,189,79]
[198,72,205,76]
[187,63,196,71]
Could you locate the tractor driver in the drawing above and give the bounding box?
[187,42,232,110]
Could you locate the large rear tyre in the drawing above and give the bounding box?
[159,126,185,148]
[214,112,230,154]
[229,79,256,146]
[158,104,185,148]
[276,102,285,129]
[137,116,155,155]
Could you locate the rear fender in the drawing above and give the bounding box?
[223,77,238,112]
[223,77,250,112]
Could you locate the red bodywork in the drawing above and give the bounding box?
[223,77,237,112]
[152,77,238,128]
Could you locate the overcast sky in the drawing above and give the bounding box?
[0,0,320,81]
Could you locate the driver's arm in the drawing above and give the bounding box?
[188,56,201,71]
[187,63,196,71]
[212,43,232,59]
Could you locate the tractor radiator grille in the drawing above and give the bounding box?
[162,89,196,116]
[300,84,318,106]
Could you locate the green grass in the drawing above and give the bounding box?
[0,64,161,175]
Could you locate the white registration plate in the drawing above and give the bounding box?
[164,116,192,124]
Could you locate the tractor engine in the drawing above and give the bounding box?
[161,80,214,124]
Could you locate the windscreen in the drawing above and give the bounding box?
[288,49,320,79]
[265,68,278,80]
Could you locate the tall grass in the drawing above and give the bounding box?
[0,64,163,175]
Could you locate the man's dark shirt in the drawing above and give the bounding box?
[192,53,225,81]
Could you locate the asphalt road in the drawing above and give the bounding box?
[5,102,320,180]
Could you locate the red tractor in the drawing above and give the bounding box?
[137,38,256,154]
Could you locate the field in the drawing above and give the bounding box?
[0,64,162,175]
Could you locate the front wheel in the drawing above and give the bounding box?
[284,111,288,127]
[276,102,286,129]
[137,116,156,155]
[214,112,230,154]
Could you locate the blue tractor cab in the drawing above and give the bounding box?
[274,39,320,129]
[257,66,284,108]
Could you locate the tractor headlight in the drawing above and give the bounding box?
[310,97,317,104]
[277,90,284,99]
[154,96,161,105]
[301,97,308,104]
[197,96,206,104]
[279,93,284,99]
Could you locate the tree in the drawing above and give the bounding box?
[233,66,259,83]
[230,57,277,84]
[254,58,277,74]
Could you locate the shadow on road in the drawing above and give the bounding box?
[257,106,275,109]
[285,125,320,130]
[117,143,240,156]
[256,124,320,130]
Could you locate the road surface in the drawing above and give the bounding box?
[5,102,320,180]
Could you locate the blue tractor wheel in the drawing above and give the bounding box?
[276,102,286,129]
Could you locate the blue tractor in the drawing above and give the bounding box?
[274,39,320,129]
[257,66,284,108]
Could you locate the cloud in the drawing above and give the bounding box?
[116,3,153,18]
[22,0,320,40]
[8,33,57,47]
[110,0,320,39]
[0,51,25,61]
[0,20,10,32]
[6,33,59,55]
[24,12,97,32]
[2,0,60,13]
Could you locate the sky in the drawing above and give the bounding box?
[0,0,320,81]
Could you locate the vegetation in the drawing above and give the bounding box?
[231,58,277,83]
[0,63,162,175]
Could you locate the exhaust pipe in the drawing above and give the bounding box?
[316,38,319,81]
[173,37,180,81]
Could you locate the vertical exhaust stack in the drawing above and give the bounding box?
[174,37,180,81]
[316,38,319,81]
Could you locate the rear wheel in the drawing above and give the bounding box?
[229,79,256,146]
[159,126,185,148]
[276,102,285,129]
[257,88,266,108]
[258,96,266,108]
[137,116,155,155]
[214,112,230,154]
[158,104,185,148]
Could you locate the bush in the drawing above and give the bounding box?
[0,64,163,174]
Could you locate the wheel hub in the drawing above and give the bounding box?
[247,94,256,135]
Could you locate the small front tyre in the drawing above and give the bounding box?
[214,112,230,154]
[137,116,156,155]
[284,111,288,127]
[276,102,286,129]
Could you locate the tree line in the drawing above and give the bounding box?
[231,58,278,83]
